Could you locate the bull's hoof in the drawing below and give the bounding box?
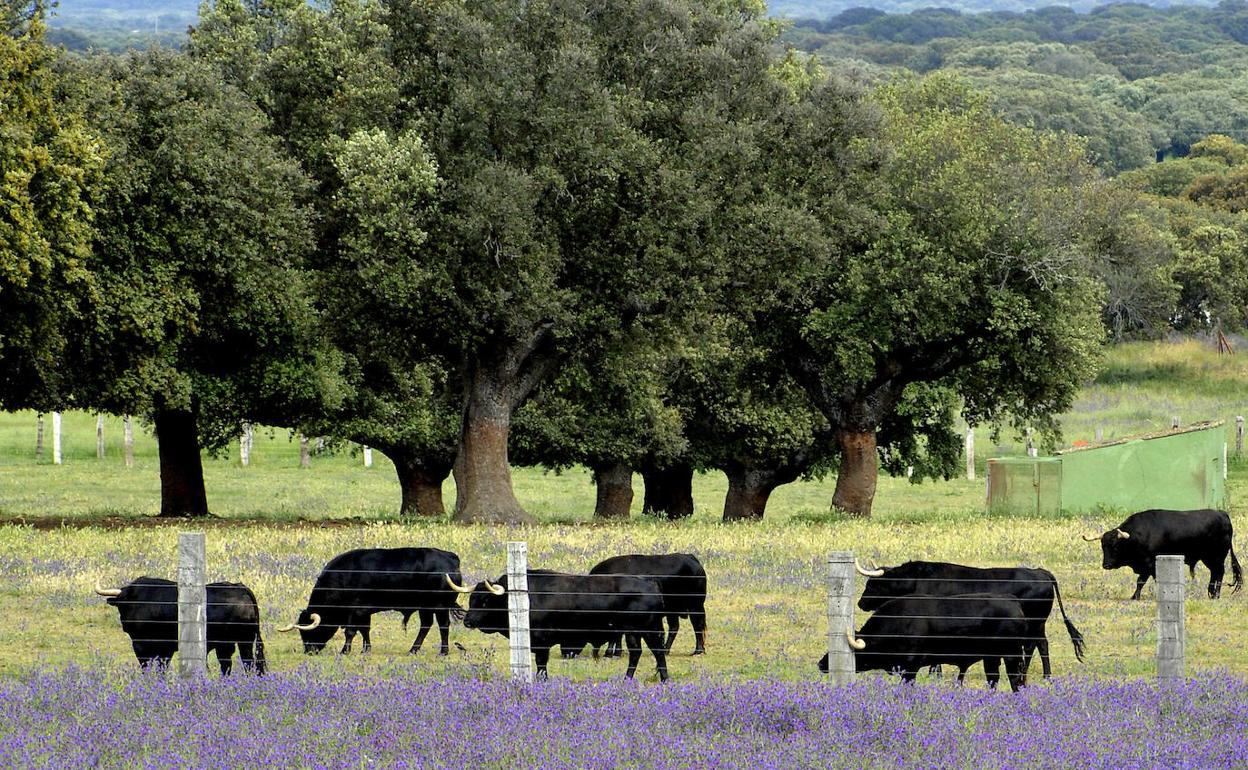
[691,649,705,656]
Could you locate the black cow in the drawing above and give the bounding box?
[1084,508,1243,599]
[855,559,1084,679]
[279,547,465,654]
[583,553,708,658]
[818,594,1029,691]
[95,576,266,674]
[455,569,669,681]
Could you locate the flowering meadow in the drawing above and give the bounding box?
[0,666,1245,769]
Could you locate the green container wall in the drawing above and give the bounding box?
[986,424,1227,515]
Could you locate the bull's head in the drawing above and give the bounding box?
[1082,528,1131,570]
[462,575,509,635]
[277,611,331,653]
[856,559,911,612]
[94,580,123,606]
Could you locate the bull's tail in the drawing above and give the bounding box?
[253,630,267,676]
[1053,579,1086,662]
[1230,543,1243,594]
[449,606,466,623]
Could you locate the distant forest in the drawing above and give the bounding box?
[786,1,1248,172]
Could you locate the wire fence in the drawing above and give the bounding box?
[65,533,1227,686]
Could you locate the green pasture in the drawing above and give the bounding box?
[0,340,1245,683]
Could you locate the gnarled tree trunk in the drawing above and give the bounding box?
[722,468,779,522]
[831,428,877,517]
[641,462,694,519]
[383,448,452,518]
[154,403,209,517]
[592,462,633,519]
[453,329,558,524]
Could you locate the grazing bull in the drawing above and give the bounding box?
[1083,508,1243,599]
[453,569,669,681]
[582,553,708,658]
[95,576,266,675]
[279,547,465,655]
[855,559,1084,679]
[818,594,1029,691]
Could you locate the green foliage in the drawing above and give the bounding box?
[0,9,102,411]
[65,49,328,448]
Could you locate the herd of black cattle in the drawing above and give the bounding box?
[93,508,1241,687]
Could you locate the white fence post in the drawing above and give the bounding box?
[96,415,105,460]
[51,412,62,465]
[1171,416,1180,430]
[1237,416,1244,456]
[239,423,252,467]
[1025,428,1037,458]
[363,446,373,468]
[177,532,207,680]
[1156,554,1185,682]
[35,415,44,460]
[826,551,856,686]
[123,416,134,468]
[299,433,310,469]
[1095,426,1104,443]
[506,541,534,683]
[965,427,975,481]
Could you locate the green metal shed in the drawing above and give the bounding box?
[986,421,1227,515]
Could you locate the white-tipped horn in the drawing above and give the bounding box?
[845,628,866,651]
[484,579,506,596]
[1081,533,1101,542]
[93,581,122,597]
[277,613,322,633]
[445,574,473,593]
[855,559,885,578]
[1115,529,1130,540]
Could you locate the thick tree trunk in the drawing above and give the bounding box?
[154,405,209,518]
[722,468,779,522]
[641,463,694,520]
[384,449,452,518]
[453,369,535,524]
[831,428,878,517]
[592,462,633,519]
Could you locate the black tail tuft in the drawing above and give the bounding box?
[449,606,466,623]
[253,631,267,676]
[1053,580,1086,663]
[1231,544,1243,594]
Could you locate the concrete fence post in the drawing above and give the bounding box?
[506,541,534,683]
[51,412,62,465]
[1171,416,1180,430]
[96,415,105,460]
[239,423,251,467]
[965,427,975,481]
[123,416,134,468]
[1237,416,1244,456]
[35,415,44,460]
[363,446,373,468]
[1156,554,1185,682]
[299,433,310,469]
[1025,428,1037,458]
[826,551,856,686]
[177,532,207,679]
[1095,426,1104,443]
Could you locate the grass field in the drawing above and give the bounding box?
[0,340,1245,684]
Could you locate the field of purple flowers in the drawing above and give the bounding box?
[1,667,1245,769]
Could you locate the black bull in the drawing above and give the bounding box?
[95,576,266,674]
[457,570,670,681]
[280,547,465,655]
[1084,508,1243,599]
[580,553,708,658]
[855,560,1085,678]
[819,594,1029,692]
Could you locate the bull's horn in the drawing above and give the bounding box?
[445,574,472,593]
[1081,533,1100,542]
[484,579,506,596]
[93,581,122,597]
[277,613,322,633]
[1115,529,1130,540]
[855,559,884,578]
[845,628,866,651]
